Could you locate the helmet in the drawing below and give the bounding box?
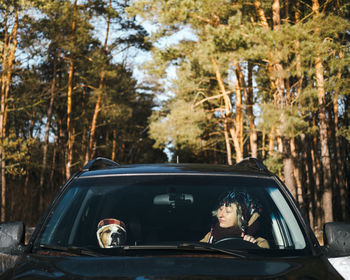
[96,218,127,248]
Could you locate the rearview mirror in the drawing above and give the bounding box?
[153,193,194,208]
[323,222,350,257]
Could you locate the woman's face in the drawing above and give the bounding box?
[217,203,237,228]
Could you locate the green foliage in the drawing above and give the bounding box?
[259,103,309,138]
[149,99,206,150]
[338,126,350,142]
[263,152,283,176]
[129,0,350,167]
[0,0,166,188]
[0,0,349,224]
[1,132,35,176]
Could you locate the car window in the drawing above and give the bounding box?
[37,174,309,254]
[268,187,306,249]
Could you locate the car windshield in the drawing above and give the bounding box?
[36,174,309,255]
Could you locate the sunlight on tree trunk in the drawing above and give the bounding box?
[66,0,77,180]
[0,7,18,221]
[247,62,258,158]
[313,0,333,223]
[211,58,243,163]
[86,0,111,163]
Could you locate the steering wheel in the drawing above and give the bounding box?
[213,237,260,249]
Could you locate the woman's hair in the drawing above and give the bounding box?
[212,190,262,232]
[212,201,243,228]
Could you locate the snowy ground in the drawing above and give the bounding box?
[329,257,350,280]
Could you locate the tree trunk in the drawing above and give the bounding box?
[235,75,243,155]
[86,70,105,161]
[58,117,65,182]
[22,111,36,222]
[254,0,289,167]
[312,0,333,223]
[111,128,117,161]
[66,59,74,179]
[301,134,315,227]
[281,137,297,199]
[271,0,286,110]
[254,0,269,28]
[0,8,18,221]
[311,116,323,229]
[86,0,111,163]
[291,138,303,206]
[66,0,77,179]
[268,130,275,155]
[316,61,333,223]
[211,58,242,163]
[294,0,303,98]
[262,130,266,159]
[228,124,243,163]
[271,0,297,198]
[50,139,57,191]
[247,62,258,158]
[224,118,232,165]
[332,50,348,221]
[283,156,297,198]
[254,0,275,91]
[334,0,349,223]
[0,158,5,222]
[39,50,58,211]
[81,87,88,162]
[328,99,342,221]
[234,61,257,158]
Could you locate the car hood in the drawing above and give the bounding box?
[3,253,343,280]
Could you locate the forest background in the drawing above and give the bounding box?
[0,0,349,240]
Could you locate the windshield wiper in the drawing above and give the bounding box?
[122,243,249,259]
[177,242,248,258]
[38,244,102,257]
[38,243,257,259]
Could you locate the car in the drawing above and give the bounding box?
[1,157,350,279]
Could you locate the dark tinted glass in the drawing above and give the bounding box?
[37,174,307,253]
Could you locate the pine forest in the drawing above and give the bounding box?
[0,0,349,240]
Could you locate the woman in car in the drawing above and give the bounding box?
[200,191,269,249]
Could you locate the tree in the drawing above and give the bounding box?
[0,0,20,221]
[129,0,350,226]
[0,0,165,224]
[85,0,151,163]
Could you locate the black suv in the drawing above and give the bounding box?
[1,157,349,279]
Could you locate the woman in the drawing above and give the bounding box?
[200,191,269,249]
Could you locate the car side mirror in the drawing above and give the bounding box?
[0,221,25,253]
[323,222,350,257]
[0,221,25,274]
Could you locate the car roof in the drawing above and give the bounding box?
[76,157,274,179]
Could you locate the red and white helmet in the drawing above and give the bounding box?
[96,218,127,248]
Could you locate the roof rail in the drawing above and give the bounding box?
[233,157,271,173]
[82,157,120,171]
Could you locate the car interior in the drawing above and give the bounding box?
[39,175,305,251]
